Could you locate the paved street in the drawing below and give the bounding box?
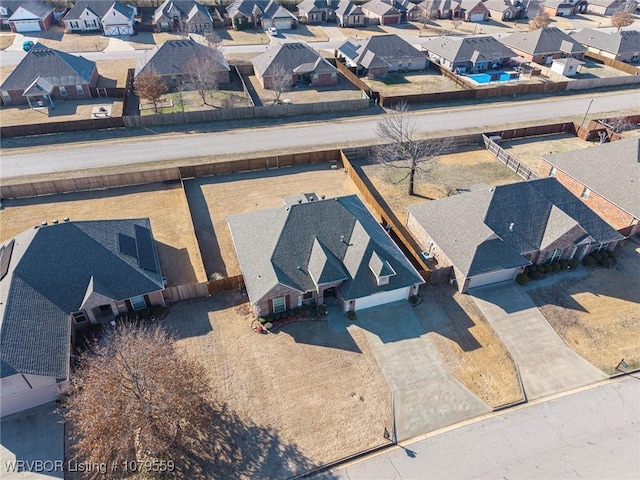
[315,376,640,480]
[2,90,639,179]
[470,283,607,400]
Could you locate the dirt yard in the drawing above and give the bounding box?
[28,26,108,52]
[0,184,206,286]
[529,240,640,375]
[500,133,592,175]
[95,58,136,88]
[0,34,14,50]
[214,28,269,46]
[364,69,461,95]
[354,147,522,223]
[183,163,358,280]
[247,72,362,105]
[0,98,123,127]
[164,292,391,478]
[413,285,523,407]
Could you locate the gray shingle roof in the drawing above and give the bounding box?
[337,34,424,67]
[298,0,337,14]
[0,0,25,20]
[64,0,119,21]
[0,220,165,380]
[570,28,640,55]
[8,0,53,19]
[335,0,363,16]
[543,137,640,219]
[407,178,623,277]
[361,0,399,16]
[0,44,96,91]
[228,195,424,304]
[154,0,211,22]
[251,41,336,76]
[135,39,229,77]
[422,35,516,64]
[501,27,587,56]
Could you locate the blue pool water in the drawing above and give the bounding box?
[466,72,520,84]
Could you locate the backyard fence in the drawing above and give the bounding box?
[0,116,125,139]
[484,122,576,140]
[163,275,246,303]
[584,51,640,75]
[334,60,377,99]
[482,134,540,181]
[234,65,258,106]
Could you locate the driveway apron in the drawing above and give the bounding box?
[470,283,607,400]
[355,302,490,442]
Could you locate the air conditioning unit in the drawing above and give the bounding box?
[421,251,434,261]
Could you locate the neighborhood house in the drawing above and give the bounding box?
[62,0,136,36]
[570,29,640,64]
[153,0,214,33]
[422,35,516,73]
[228,194,424,317]
[5,0,53,32]
[0,219,165,417]
[501,27,587,65]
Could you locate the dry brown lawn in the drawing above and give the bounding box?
[364,69,461,95]
[30,27,109,52]
[164,293,391,478]
[284,25,330,42]
[214,28,269,46]
[354,147,522,223]
[185,164,358,279]
[0,98,123,126]
[529,241,640,375]
[413,285,523,407]
[247,72,362,105]
[0,34,15,50]
[0,183,206,286]
[95,58,136,88]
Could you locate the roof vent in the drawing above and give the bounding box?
[41,221,47,226]
[63,217,70,222]
[509,222,515,232]
[52,219,58,224]
[321,194,325,199]
[298,199,302,203]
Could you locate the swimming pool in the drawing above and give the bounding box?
[466,71,520,85]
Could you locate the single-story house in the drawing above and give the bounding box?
[586,0,626,15]
[361,0,402,25]
[0,219,165,417]
[227,0,297,30]
[458,0,490,22]
[483,0,528,21]
[384,0,419,22]
[135,39,230,88]
[0,43,98,107]
[228,194,424,316]
[260,0,298,29]
[297,0,337,23]
[570,28,640,63]
[62,0,135,36]
[6,0,53,32]
[407,178,624,292]
[0,1,24,28]
[500,27,587,64]
[336,34,428,77]
[251,41,338,89]
[542,0,587,17]
[422,0,463,19]
[540,137,640,237]
[335,0,365,27]
[422,35,516,73]
[153,0,213,33]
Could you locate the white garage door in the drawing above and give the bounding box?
[354,287,410,311]
[13,20,40,32]
[467,268,518,289]
[469,12,485,22]
[106,25,131,36]
[274,19,292,30]
[1,384,59,417]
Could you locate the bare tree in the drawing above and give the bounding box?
[603,116,635,133]
[64,323,214,478]
[185,51,224,106]
[611,11,634,31]
[529,10,551,30]
[134,69,168,114]
[452,18,462,29]
[268,63,292,104]
[373,102,455,196]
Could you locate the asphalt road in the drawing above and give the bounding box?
[1,90,638,179]
[316,376,640,480]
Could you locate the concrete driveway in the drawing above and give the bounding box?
[470,283,607,400]
[0,403,64,479]
[349,302,491,442]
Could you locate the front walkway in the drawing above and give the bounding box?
[470,283,606,400]
[329,301,490,442]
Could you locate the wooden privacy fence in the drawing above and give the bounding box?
[485,122,576,140]
[334,60,376,97]
[163,275,245,303]
[585,51,640,75]
[0,116,125,139]
[483,134,539,180]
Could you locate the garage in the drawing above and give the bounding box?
[467,268,518,290]
[353,286,410,311]
[273,18,293,30]
[382,15,400,25]
[12,20,41,32]
[469,12,486,22]
[106,25,132,36]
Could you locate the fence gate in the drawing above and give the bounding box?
[95,87,108,98]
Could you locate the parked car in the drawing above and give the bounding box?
[268,27,278,36]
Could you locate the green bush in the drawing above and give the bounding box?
[140,308,151,320]
[568,259,579,269]
[537,265,545,273]
[582,255,596,267]
[274,313,281,321]
[287,310,295,318]
[259,317,268,325]
[525,266,536,276]
[544,263,553,274]
[408,295,419,305]
[559,260,568,270]
[347,311,357,321]
[607,251,615,258]
[600,257,613,268]
[295,306,302,314]
[317,304,327,316]
[593,252,603,262]
[599,251,609,259]
[530,270,543,280]
[150,305,164,316]
[301,303,309,311]
[515,273,529,285]
[552,262,562,272]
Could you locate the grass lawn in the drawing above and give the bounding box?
[28,26,109,52]
[0,183,206,286]
[0,98,123,127]
[414,285,523,407]
[214,27,269,46]
[283,25,330,42]
[183,163,358,279]
[95,58,135,88]
[0,34,15,50]
[353,147,522,224]
[164,292,391,478]
[140,88,252,114]
[364,68,461,95]
[528,240,640,375]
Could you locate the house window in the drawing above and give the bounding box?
[302,292,314,304]
[59,86,67,97]
[130,295,147,311]
[272,296,286,313]
[171,75,178,84]
[581,187,590,199]
[546,248,563,263]
[1,91,9,102]
[549,166,557,177]
[76,85,84,95]
[594,243,608,253]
